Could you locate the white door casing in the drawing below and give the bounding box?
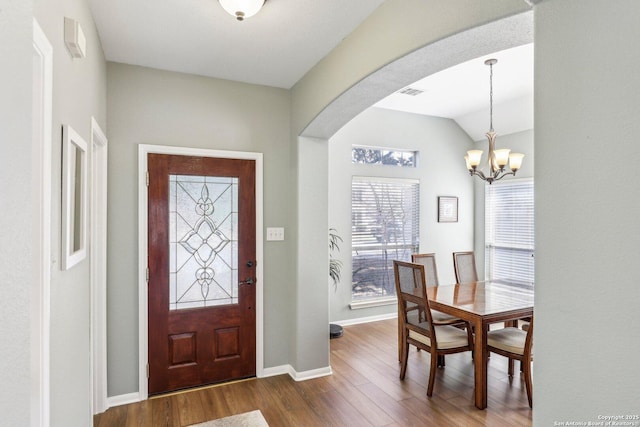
[90,118,108,414]
[32,19,52,427]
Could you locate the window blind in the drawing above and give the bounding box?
[485,179,535,285]
[351,177,419,300]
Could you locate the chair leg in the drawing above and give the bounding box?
[427,352,438,397]
[523,359,533,408]
[399,342,409,380]
[437,354,445,367]
[508,358,515,377]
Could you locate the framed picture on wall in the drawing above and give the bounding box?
[61,124,88,270]
[438,196,458,223]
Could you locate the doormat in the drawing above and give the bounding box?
[188,410,269,427]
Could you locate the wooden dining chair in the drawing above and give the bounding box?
[486,316,534,408]
[453,251,478,284]
[411,253,465,326]
[393,260,474,397]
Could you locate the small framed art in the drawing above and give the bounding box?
[61,124,88,270]
[438,196,458,223]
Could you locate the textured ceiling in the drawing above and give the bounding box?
[89,1,533,140]
[375,43,534,141]
[88,0,385,89]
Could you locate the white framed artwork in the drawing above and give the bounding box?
[438,196,458,223]
[61,124,88,270]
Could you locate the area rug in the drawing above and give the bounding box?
[188,410,269,427]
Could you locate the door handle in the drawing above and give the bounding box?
[239,277,255,285]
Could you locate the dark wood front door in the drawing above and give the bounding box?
[147,153,256,395]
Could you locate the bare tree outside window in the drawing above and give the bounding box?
[351,177,419,300]
[352,146,416,167]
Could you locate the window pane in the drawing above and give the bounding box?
[485,179,535,285]
[352,146,417,167]
[352,177,420,300]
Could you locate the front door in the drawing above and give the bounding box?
[147,153,256,395]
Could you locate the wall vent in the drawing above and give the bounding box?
[397,87,424,96]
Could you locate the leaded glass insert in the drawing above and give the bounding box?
[169,175,238,310]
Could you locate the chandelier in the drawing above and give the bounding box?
[465,59,524,184]
[219,0,265,21]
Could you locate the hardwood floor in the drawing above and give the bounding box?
[94,319,532,426]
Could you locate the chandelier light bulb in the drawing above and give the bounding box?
[509,153,525,171]
[467,150,483,168]
[493,149,511,168]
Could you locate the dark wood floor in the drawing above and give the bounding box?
[94,319,532,426]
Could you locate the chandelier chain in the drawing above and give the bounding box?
[489,61,494,132]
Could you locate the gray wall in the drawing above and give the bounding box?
[33,0,108,424]
[293,137,331,371]
[0,1,34,425]
[534,1,640,423]
[473,129,534,279]
[328,108,474,322]
[106,63,292,395]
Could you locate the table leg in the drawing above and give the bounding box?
[473,318,488,409]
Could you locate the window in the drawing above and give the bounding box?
[485,179,535,285]
[352,146,417,167]
[351,177,419,301]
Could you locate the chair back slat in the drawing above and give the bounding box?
[453,251,478,284]
[412,253,439,287]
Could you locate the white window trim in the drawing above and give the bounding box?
[349,297,397,310]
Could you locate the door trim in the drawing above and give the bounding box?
[90,117,108,414]
[32,19,52,427]
[137,144,264,400]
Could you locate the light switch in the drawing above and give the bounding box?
[266,227,285,241]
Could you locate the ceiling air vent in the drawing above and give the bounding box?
[397,87,424,96]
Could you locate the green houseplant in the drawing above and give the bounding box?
[329,228,344,338]
[329,228,343,289]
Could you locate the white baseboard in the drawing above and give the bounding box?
[105,364,332,409]
[288,365,332,381]
[332,312,397,327]
[260,364,332,382]
[260,364,291,378]
[106,392,141,409]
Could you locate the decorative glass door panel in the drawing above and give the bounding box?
[169,175,238,310]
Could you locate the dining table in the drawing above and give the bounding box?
[425,279,534,410]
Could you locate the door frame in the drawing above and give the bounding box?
[32,19,52,427]
[90,117,108,414]
[137,144,264,400]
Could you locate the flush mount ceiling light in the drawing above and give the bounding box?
[465,58,525,184]
[219,0,265,21]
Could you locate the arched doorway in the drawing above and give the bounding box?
[291,9,533,376]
